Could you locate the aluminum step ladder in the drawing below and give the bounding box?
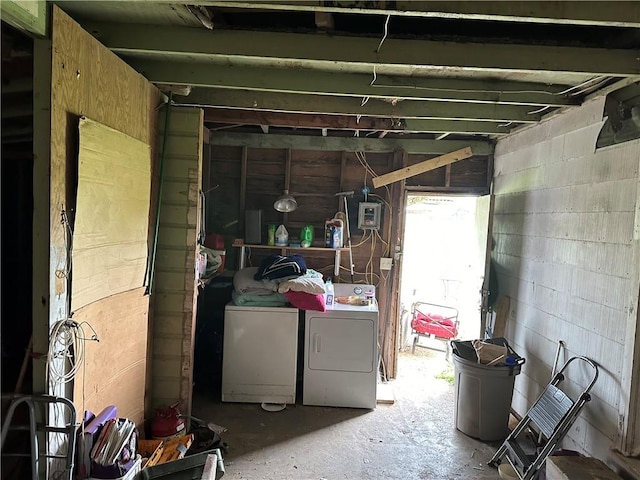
[1,394,78,480]
[488,356,599,480]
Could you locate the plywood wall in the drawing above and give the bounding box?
[49,6,161,425]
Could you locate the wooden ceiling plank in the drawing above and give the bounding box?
[88,23,640,76]
[178,88,541,123]
[208,131,493,156]
[202,108,512,135]
[130,59,577,107]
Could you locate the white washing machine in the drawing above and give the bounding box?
[222,303,299,404]
[303,284,378,409]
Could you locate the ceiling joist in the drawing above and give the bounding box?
[131,60,578,107]
[178,88,540,123]
[88,23,640,77]
[207,130,493,156]
[197,1,640,28]
[203,109,512,135]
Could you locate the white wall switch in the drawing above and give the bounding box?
[380,257,393,270]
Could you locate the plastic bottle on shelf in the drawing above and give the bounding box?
[325,278,334,306]
[324,219,333,247]
[267,224,276,246]
[275,225,288,246]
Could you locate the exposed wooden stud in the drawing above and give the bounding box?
[239,145,248,230]
[202,108,512,135]
[283,148,292,224]
[372,147,474,188]
[339,151,347,208]
[180,88,541,123]
[445,164,451,187]
[131,60,577,107]
[91,23,640,76]
[209,131,493,156]
[385,148,408,379]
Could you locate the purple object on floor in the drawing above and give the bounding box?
[78,405,117,479]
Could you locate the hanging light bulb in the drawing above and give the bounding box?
[274,190,297,212]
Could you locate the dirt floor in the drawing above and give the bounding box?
[192,346,506,479]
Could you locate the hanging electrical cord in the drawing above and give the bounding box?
[46,320,98,388]
[352,230,373,248]
[376,14,391,54]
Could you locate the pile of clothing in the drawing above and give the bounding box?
[232,254,327,311]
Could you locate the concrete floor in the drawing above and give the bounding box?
[193,348,504,480]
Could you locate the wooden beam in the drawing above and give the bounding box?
[372,147,473,187]
[179,88,540,123]
[208,131,493,156]
[198,1,640,28]
[203,108,512,135]
[404,185,489,194]
[130,60,576,107]
[89,22,640,76]
[1,0,47,37]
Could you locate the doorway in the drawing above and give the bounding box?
[1,23,34,396]
[398,194,490,358]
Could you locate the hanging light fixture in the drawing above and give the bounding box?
[274,190,297,212]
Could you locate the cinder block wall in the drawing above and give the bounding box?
[492,96,640,457]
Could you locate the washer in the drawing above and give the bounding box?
[222,303,298,404]
[303,284,378,409]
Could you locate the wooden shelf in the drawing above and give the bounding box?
[235,244,351,276]
[237,244,350,252]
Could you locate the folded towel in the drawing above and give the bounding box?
[233,267,278,295]
[231,290,289,307]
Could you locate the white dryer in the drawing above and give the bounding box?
[303,284,378,409]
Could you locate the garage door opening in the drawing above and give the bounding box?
[398,194,490,363]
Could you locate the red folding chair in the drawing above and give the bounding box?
[410,301,459,360]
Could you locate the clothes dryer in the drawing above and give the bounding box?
[303,284,378,409]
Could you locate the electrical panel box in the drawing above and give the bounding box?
[358,202,381,230]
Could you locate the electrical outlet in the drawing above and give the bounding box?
[380,257,393,271]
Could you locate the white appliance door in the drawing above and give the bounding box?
[224,308,298,387]
[308,316,375,373]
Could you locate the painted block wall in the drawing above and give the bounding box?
[152,107,203,416]
[492,96,640,458]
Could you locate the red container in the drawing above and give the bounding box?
[151,404,186,440]
[204,233,225,250]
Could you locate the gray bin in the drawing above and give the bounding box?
[452,339,523,441]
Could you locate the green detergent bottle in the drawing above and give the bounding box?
[300,225,314,248]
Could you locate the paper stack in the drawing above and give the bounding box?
[90,418,137,468]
